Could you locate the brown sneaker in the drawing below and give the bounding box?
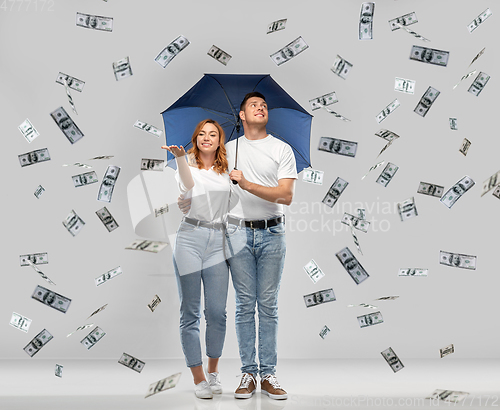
[234,373,256,399]
[260,374,287,400]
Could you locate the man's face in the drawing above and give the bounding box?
[240,97,268,126]
[59,118,72,130]
[89,16,97,28]
[422,49,433,62]
[452,254,461,266]
[282,47,294,59]
[332,139,341,152]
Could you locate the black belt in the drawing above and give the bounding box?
[183,217,224,230]
[227,215,285,229]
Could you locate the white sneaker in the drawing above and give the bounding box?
[208,371,223,394]
[194,380,213,399]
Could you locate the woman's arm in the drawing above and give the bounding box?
[161,145,194,191]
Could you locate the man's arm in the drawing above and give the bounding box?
[230,170,295,205]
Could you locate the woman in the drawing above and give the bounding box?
[161,119,230,399]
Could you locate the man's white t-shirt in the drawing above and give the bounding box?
[226,134,297,220]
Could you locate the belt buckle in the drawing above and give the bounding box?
[249,220,254,229]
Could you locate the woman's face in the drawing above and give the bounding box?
[197,123,220,155]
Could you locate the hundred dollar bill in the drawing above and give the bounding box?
[322,177,348,208]
[63,209,85,236]
[359,3,375,40]
[63,162,92,169]
[56,72,85,92]
[87,303,108,319]
[302,169,324,185]
[95,266,122,286]
[414,86,440,117]
[376,162,398,187]
[309,92,338,111]
[134,120,163,137]
[375,129,400,157]
[154,204,169,217]
[439,251,476,270]
[453,70,476,90]
[24,329,53,357]
[395,23,430,42]
[323,106,351,121]
[381,347,404,372]
[18,148,51,167]
[319,325,330,339]
[336,246,369,284]
[119,353,146,373]
[20,252,48,266]
[10,312,32,333]
[81,326,106,349]
[208,45,232,66]
[318,137,357,157]
[358,311,383,328]
[376,99,400,123]
[459,138,471,156]
[440,175,475,208]
[72,171,98,187]
[113,56,133,81]
[341,213,370,233]
[155,35,190,68]
[141,158,164,171]
[467,8,492,33]
[397,197,418,221]
[148,294,161,312]
[410,45,449,66]
[417,182,444,198]
[347,303,377,309]
[89,155,114,160]
[361,160,385,180]
[76,12,113,32]
[440,343,454,358]
[26,260,56,285]
[50,106,84,144]
[426,389,469,403]
[270,36,309,66]
[388,12,418,31]
[481,170,500,196]
[303,288,336,308]
[34,184,45,198]
[97,165,120,202]
[469,47,485,67]
[374,296,399,301]
[145,373,182,398]
[493,186,500,199]
[394,77,415,94]
[66,323,94,338]
[125,239,169,253]
[399,268,428,276]
[331,55,353,79]
[55,364,63,378]
[32,285,71,313]
[468,71,490,96]
[303,259,324,284]
[18,118,39,143]
[449,118,458,130]
[267,18,287,34]
[96,207,118,232]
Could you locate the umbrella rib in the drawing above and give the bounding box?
[267,128,312,170]
[208,76,239,122]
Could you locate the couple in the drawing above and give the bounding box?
[161,92,297,400]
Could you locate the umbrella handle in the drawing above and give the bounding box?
[232,168,238,185]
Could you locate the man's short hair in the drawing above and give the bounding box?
[240,92,266,111]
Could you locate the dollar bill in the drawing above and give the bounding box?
[66,323,94,338]
[55,364,63,378]
[399,268,428,276]
[347,303,377,309]
[481,170,500,196]
[76,12,113,32]
[417,182,444,198]
[359,2,375,40]
[96,207,119,232]
[145,373,182,398]
[358,311,383,328]
[18,148,51,167]
[97,165,120,202]
[270,36,309,66]
[26,260,56,285]
[267,18,287,34]
[10,312,32,333]
[467,8,492,33]
[341,213,370,233]
[322,177,348,208]
[376,162,399,187]
[18,118,39,143]
[148,294,161,312]
[318,137,357,157]
[125,239,169,253]
[323,107,351,122]
[361,160,385,180]
[141,158,164,171]
[155,36,190,68]
[331,55,353,79]
[410,45,449,66]
[118,353,145,373]
[319,325,331,339]
[468,71,490,96]
[469,47,485,67]
[32,285,71,313]
[62,77,78,115]
[309,92,338,111]
[303,259,325,284]
[154,204,169,217]
[95,266,123,286]
[72,171,98,188]
[449,118,458,130]
[303,288,336,308]
[63,162,92,169]
[414,86,440,117]
[374,296,399,301]
[459,138,471,156]
[87,303,108,319]
[133,120,163,137]
[89,155,114,160]
[394,77,415,94]
[20,252,48,266]
[397,197,418,221]
[381,347,404,372]
[453,70,476,90]
[388,12,418,31]
[336,247,369,284]
[376,99,400,123]
[81,326,106,349]
[440,175,475,208]
[375,129,400,157]
[493,186,500,199]
[357,208,366,220]
[63,209,85,236]
[439,251,476,270]
[24,329,53,357]
[50,106,84,144]
[208,45,232,65]
[302,169,324,185]
[395,23,430,42]
[113,56,133,81]
[440,343,454,358]
[34,184,45,199]
[56,72,85,92]
[426,389,469,403]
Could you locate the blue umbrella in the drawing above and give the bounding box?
[161,73,313,173]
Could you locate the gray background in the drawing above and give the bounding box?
[1,0,498,362]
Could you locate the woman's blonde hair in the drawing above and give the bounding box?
[187,119,228,175]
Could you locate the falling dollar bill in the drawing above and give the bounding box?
[56,72,85,92]
[50,106,84,144]
[440,175,475,208]
[359,2,375,40]
[154,204,169,217]
[141,158,164,171]
[18,118,39,143]
[362,160,385,180]
[319,325,331,339]
[395,23,430,42]
[302,169,324,185]
[72,171,98,188]
[89,155,114,160]
[331,55,353,79]
[449,118,458,130]
[134,120,163,137]
[318,137,357,158]
[376,162,399,187]
[26,260,56,285]
[34,184,45,199]
[376,99,400,123]
[410,45,449,66]
[394,77,415,94]
[18,148,51,167]
[453,70,476,90]
[303,288,336,308]
[81,326,106,349]
[468,72,490,96]
[95,266,123,286]
[267,18,287,34]
[10,312,32,333]
[358,311,383,328]
[374,296,399,301]
[388,12,418,31]
[118,353,146,373]
[63,209,85,236]
[426,389,469,403]
[63,162,92,169]
[347,303,377,309]
[97,165,120,202]
[270,36,309,66]
[303,259,325,284]
[467,8,492,33]
[414,86,440,117]
[309,92,338,111]
[322,177,348,208]
[32,285,71,313]
[399,268,428,276]
[459,138,471,156]
[207,45,232,66]
[87,303,108,319]
[66,323,94,338]
[375,129,400,157]
[417,182,444,198]
[145,373,182,398]
[440,343,454,358]
[336,246,369,285]
[439,251,476,270]
[76,12,113,32]
[20,252,48,266]
[493,186,500,199]
[341,213,370,233]
[125,239,169,253]
[468,47,485,67]
[397,197,418,221]
[481,170,500,196]
[55,364,63,378]
[113,56,133,81]
[323,106,351,122]
[96,207,119,232]
[155,35,190,68]
[148,295,161,312]
[24,329,53,357]
[381,347,404,372]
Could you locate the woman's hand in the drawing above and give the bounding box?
[161,145,186,158]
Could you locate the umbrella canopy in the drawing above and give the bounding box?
[161,73,313,173]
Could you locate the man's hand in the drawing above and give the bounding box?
[229,169,250,190]
[177,194,191,214]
